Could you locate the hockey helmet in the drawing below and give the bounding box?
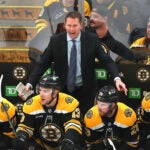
[142,92,150,101]
[39,74,60,90]
[95,85,119,103]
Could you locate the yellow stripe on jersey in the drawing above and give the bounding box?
[17,124,34,137]
[64,119,82,135]
[35,19,49,30]
[127,140,139,148]
[3,131,14,138]
[65,125,82,135]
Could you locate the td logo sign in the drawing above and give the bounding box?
[129,88,141,99]
[5,86,17,96]
[95,69,107,80]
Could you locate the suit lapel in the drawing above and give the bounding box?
[60,33,68,68]
[81,32,87,68]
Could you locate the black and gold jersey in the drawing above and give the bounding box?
[140,92,150,124]
[0,97,17,138]
[17,92,82,148]
[84,102,139,148]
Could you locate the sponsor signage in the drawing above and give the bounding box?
[129,88,141,99]
[95,69,107,80]
[5,86,17,96]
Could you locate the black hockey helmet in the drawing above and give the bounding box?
[142,92,150,102]
[39,74,60,90]
[95,85,119,103]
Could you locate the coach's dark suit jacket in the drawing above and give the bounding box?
[28,31,119,91]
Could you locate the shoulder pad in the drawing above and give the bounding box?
[130,37,146,48]
[23,95,44,114]
[84,105,103,130]
[115,102,136,127]
[55,93,79,113]
[0,98,16,122]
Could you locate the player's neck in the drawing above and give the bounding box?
[46,97,57,108]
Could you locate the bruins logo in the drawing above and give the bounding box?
[1,103,10,112]
[65,97,74,104]
[86,110,93,119]
[145,92,150,101]
[40,123,64,142]
[26,99,33,105]
[124,109,132,117]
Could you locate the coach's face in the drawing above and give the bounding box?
[90,11,107,29]
[65,17,82,39]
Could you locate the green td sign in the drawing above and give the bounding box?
[95,69,107,80]
[5,86,17,96]
[129,88,141,99]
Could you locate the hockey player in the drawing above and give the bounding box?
[84,85,139,150]
[0,97,18,150]
[12,74,84,150]
[130,17,150,49]
[129,17,150,65]
[138,92,150,150]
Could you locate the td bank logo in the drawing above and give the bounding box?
[5,86,17,97]
[129,88,141,99]
[95,69,107,80]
